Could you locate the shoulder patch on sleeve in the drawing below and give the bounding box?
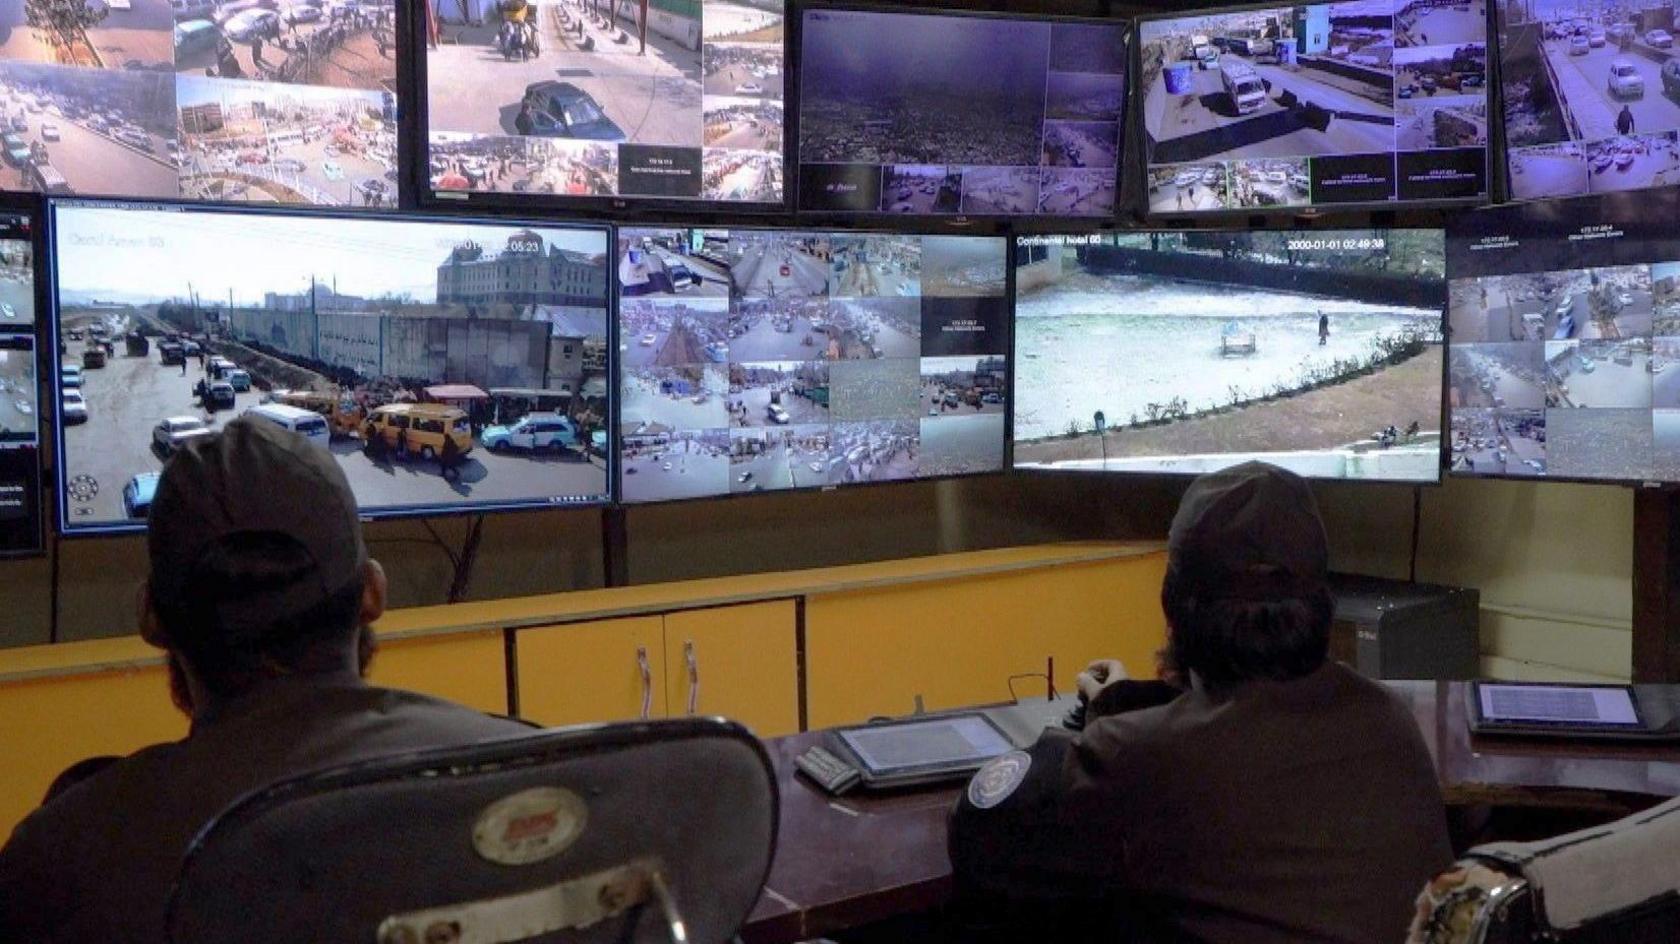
[968,750,1032,810]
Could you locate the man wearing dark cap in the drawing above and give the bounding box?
[0,418,531,942]
[949,462,1451,943]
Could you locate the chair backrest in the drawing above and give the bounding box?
[166,716,777,944]
[1413,796,1680,944]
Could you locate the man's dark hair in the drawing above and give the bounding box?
[151,531,367,699]
[1159,567,1333,695]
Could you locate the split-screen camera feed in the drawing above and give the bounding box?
[617,227,1009,502]
[797,9,1125,218]
[50,201,610,533]
[0,212,40,555]
[426,0,785,205]
[1139,1,1488,213]
[0,0,397,205]
[1446,191,1680,481]
[1013,229,1446,481]
[1500,0,1680,202]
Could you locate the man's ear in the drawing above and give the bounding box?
[360,559,388,627]
[137,581,168,648]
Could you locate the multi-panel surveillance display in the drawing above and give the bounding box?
[1013,229,1447,482]
[1139,0,1489,214]
[1446,190,1680,481]
[49,201,612,533]
[797,7,1126,218]
[1499,0,1680,202]
[616,227,1010,502]
[425,0,786,207]
[0,0,397,205]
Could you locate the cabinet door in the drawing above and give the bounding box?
[664,601,799,738]
[515,616,667,728]
[804,553,1170,728]
[370,630,509,716]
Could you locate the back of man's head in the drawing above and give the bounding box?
[147,417,370,699]
[1161,461,1332,694]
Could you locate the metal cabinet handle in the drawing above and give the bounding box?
[684,640,699,716]
[636,646,652,720]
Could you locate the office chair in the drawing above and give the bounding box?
[165,716,777,944]
[1408,795,1680,944]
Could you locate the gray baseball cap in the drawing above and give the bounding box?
[1168,461,1329,601]
[147,417,367,640]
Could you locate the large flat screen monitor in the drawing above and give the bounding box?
[1446,190,1680,482]
[1137,1,1488,215]
[1012,229,1447,482]
[421,0,786,208]
[0,4,399,205]
[0,210,42,555]
[48,200,611,534]
[796,6,1126,219]
[1498,0,1680,202]
[616,227,1010,503]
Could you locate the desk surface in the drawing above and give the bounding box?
[742,680,1680,944]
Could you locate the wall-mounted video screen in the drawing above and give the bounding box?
[1499,0,1680,202]
[1446,190,1680,482]
[0,2,397,205]
[423,0,785,207]
[1013,229,1447,482]
[48,200,610,534]
[0,211,42,555]
[616,227,1009,503]
[1138,1,1488,214]
[796,6,1125,219]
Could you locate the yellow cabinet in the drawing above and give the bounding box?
[370,629,509,717]
[803,552,1170,728]
[515,615,667,727]
[664,601,799,738]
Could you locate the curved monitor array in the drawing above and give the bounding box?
[6,0,1677,554]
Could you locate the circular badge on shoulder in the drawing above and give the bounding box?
[968,750,1032,810]
[471,786,587,866]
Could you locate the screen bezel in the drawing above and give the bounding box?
[1470,681,1648,732]
[611,223,1016,507]
[833,712,1015,777]
[1007,227,1451,486]
[45,197,616,537]
[1131,0,1494,222]
[791,0,1130,229]
[408,0,793,217]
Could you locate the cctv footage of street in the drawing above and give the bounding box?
[1013,230,1447,482]
[797,9,1125,218]
[1500,0,1680,200]
[0,0,398,204]
[617,227,1010,503]
[50,202,611,532]
[425,0,784,204]
[1139,0,1488,213]
[1444,190,1680,481]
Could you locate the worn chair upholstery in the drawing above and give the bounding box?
[1408,795,1680,944]
[166,716,777,944]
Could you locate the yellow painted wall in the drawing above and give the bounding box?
[804,553,1170,728]
[0,664,184,838]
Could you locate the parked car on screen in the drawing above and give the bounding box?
[1609,59,1646,97]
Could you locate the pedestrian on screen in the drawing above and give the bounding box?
[1318,310,1330,346]
[395,427,408,460]
[1619,104,1636,135]
[440,433,462,481]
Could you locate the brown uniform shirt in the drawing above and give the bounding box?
[951,661,1452,943]
[0,671,533,943]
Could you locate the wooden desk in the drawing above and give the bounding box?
[742,681,1680,944]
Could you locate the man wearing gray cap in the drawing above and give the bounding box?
[0,418,531,942]
[949,462,1452,943]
